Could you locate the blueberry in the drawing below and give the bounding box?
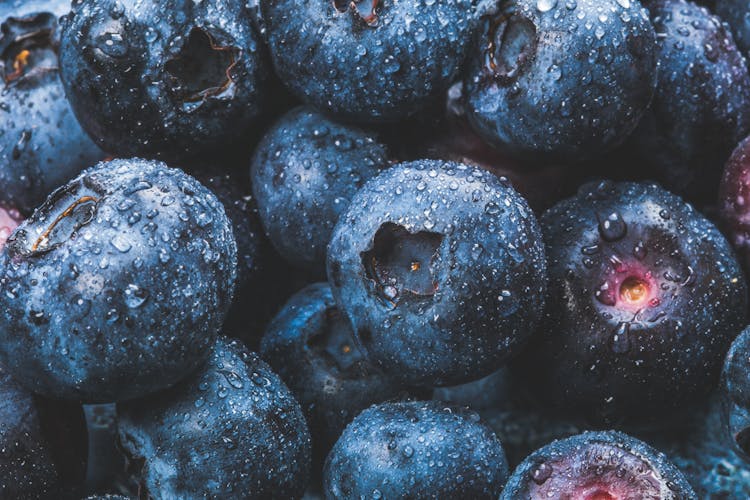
[721,326,750,461]
[500,431,695,499]
[118,337,311,499]
[0,364,88,499]
[521,181,747,422]
[58,0,270,163]
[251,106,389,273]
[0,158,237,401]
[260,282,416,468]
[719,135,750,274]
[327,160,547,387]
[323,400,508,499]
[464,0,657,161]
[629,0,750,202]
[0,7,104,214]
[715,1,750,58]
[261,0,478,122]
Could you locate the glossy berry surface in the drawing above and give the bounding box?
[715,1,750,59]
[464,0,657,161]
[118,337,311,499]
[523,181,747,422]
[0,7,104,214]
[261,0,478,122]
[260,282,410,466]
[323,400,508,499]
[327,160,547,387]
[500,431,695,499]
[0,365,88,499]
[0,158,237,402]
[251,106,389,273]
[719,135,750,274]
[630,0,750,202]
[58,0,270,162]
[722,326,750,460]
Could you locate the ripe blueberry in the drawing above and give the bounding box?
[0,158,237,401]
[521,181,747,423]
[327,160,547,387]
[324,400,508,499]
[251,106,389,273]
[500,431,695,499]
[261,0,478,122]
[630,0,750,202]
[464,0,657,161]
[58,0,271,162]
[118,337,312,498]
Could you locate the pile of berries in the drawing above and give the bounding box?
[2,0,750,498]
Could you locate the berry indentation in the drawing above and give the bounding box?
[619,276,649,305]
[165,28,237,103]
[1,13,58,84]
[361,222,443,306]
[333,0,380,26]
[308,307,366,373]
[484,14,537,84]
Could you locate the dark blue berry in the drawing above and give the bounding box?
[118,337,312,498]
[323,400,508,499]
[58,0,271,163]
[251,106,389,273]
[721,326,750,461]
[464,0,657,161]
[630,0,750,202]
[0,364,88,498]
[500,431,695,499]
[327,160,547,387]
[261,0,478,122]
[521,181,747,423]
[260,282,415,467]
[0,7,104,214]
[719,135,750,275]
[0,158,237,401]
[715,1,750,59]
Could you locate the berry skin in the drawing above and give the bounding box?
[327,160,547,387]
[0,158,237,402]
[323,400,508,499]
[464,0,657,161]
[715,1,750,59]
[261,0,478,122]
[630,0,750,202]
[521,181,747,423]
[58,0,270,163]
[719,135,750,274]
[260,282,414,467]
[251,106,389,273]
[721,326,750,460]
[118,337,312,499]
[0,6,104,214]
[500,431,696,499]
[0,365,88,499]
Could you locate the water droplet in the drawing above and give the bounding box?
[537,0,557,12]
[532,462,553,484]
[598,212,626,241]
[124,284,148,308]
